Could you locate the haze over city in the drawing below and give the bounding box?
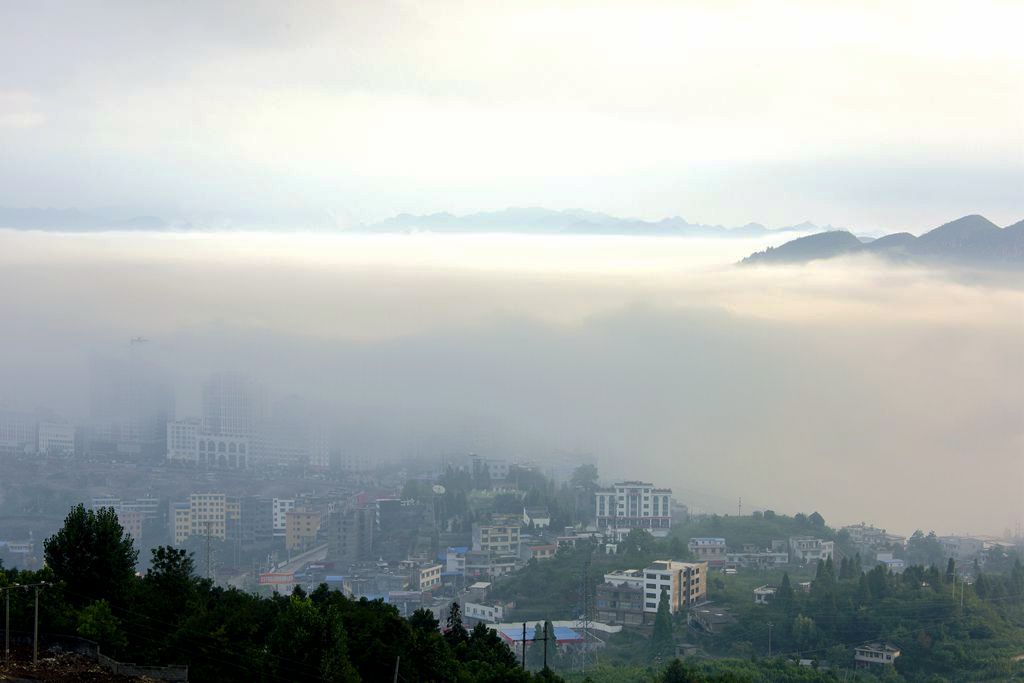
[2,3,1023,681]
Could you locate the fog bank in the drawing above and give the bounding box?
[2,230,1021,536]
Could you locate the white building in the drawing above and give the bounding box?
[37,421,75,456]
[855,643,900,668]
[939,536,985,564]
[446,546,468,575]
[753,585,776,604]
[522,507,551,528]
[464,602,506,624]
[273,498,296,535]
[167,419,200,463]
[595,481,672,537]
[789,537,834,564]
[640,560,708,614]
[166,418,251,469]
[0,409,36,456]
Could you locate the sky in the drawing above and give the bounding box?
[1,1,1022,231]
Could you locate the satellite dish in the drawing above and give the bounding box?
[432,484,446,495]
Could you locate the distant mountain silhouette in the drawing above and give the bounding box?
[741,215,1024,267]
[0,204,840,237]
[0,207,168,231]
[367,207,833,237]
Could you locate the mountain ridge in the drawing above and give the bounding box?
[741,214,1024,267]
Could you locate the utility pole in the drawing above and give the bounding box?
[521,623,527,670]
[3,584,12,662]
[392,655,400,683]
[738,497,742,517]
[33,585,40,665]
[767,622,773,658]
[205,520,213,581]
[543,622,548,672]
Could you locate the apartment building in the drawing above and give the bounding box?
[597,561,707,625]
[641,560,708,614]
[285,509,322,551]
[595,481,672,537]
[472,523,521,558]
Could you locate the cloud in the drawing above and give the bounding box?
[0,1,1022,227]
[1,229,1022,535]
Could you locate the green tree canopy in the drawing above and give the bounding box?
[44,504,139,610]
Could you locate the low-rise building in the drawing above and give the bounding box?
[690,607,734,634]
[726,549,789,569]
[789,537,835,564]
[854,643,900,668]
[753,585,776,604]
[411,563,443,592]
[464,601,508,624]
[876,552,906,573]
[939,536,985,564]
[522,507,551,529]
[688,538,728,566]
[595,581,645,626]
[530,544,556,561]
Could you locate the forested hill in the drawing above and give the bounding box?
[741,215,1024,267]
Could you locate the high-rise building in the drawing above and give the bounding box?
[202,372,266,437]
[37,421,75,456]
[89,343,174,459]
[0,409,37,457]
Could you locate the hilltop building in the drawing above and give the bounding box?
[594,481,672,537]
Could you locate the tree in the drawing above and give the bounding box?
[44,504,139,610]
[543,620,558,670]
[444,602,470,650]
[661,658,701,682]
[808,511,825,528]
[651,589,674,661]
[528,622,546,670]
[777,572,794,603]
[622,528,656,555]
[570,464,598,491]
[467,621,518,669]
[76,599,127,653]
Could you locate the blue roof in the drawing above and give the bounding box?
[447,546,469,553]
[498,626,582,643]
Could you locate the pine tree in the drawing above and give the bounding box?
[444,602,469,649]
[650,588,674,661]
[778,572,794,603]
